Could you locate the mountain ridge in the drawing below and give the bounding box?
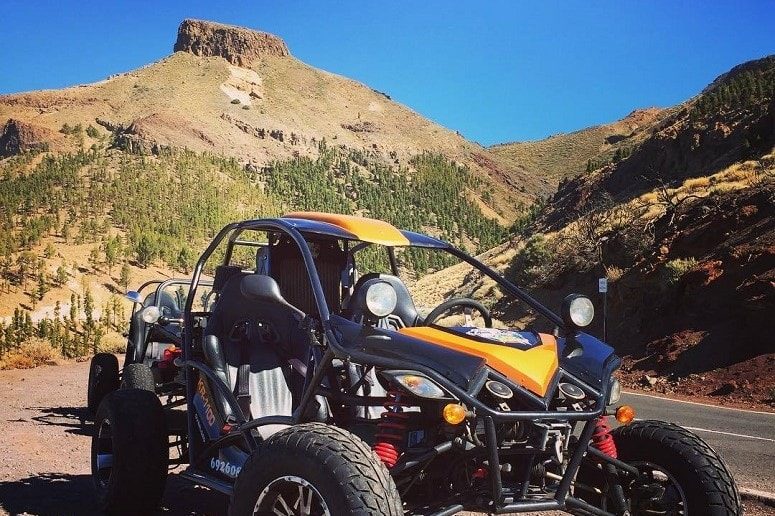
[0,19,533,220]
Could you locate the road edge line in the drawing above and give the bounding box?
[623,390,775,416]
[741,488,775,507]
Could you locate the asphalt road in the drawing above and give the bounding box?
[620,391,775,493]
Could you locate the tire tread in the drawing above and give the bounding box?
[230,423,402,516]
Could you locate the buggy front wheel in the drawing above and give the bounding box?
[612,420,741,515]
[229,423,402,516]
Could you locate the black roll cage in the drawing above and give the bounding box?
[180,218,624,515]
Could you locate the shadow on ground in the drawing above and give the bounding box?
[0,472,226,515]
[30,406,92,436]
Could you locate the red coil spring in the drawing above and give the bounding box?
[591,416,617,458]
[372,389,410,468]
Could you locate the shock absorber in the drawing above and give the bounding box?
[591,416,617,458]
[372,389,409,468]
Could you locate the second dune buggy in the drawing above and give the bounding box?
[91,212,741,515]
[86,278,213,414]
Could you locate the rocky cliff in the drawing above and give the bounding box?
[0,119,53,158]
[173,19,290,66]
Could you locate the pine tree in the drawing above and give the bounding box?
[119,262,131,291]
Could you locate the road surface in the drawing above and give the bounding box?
[620,391,775,494]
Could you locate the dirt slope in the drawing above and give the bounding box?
[489,108,665,193]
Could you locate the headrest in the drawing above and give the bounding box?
[240,274,283,302]
[240,274,305,317]
[213,265,243,292]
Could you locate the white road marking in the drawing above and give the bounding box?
[680,426,775,443]
[623,390,775,416]
[632,419,775,442]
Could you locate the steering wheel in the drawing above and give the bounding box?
[423,298,493,328]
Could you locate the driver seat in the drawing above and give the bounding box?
[202,273,310,437]
[345,273,420,329]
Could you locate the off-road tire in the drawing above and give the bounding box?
[613,420,741,515]
[91,389,168,515]
[121,363,156,392]
[229,423,402,516]
[87,353,119,416]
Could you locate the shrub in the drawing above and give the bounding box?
[663,257,698,286]
[0,339,62,370]
[606,266,625,282]
[519,234,553,269]
[230,98,241,104]
[98,332,126,354]
[509,234,556,285]
[242,105,250,110]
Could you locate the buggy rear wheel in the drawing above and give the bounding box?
[87,353,119,416]
[91,389,168,515]
[229,423,402,516]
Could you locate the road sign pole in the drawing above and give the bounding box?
[598,277,608,342]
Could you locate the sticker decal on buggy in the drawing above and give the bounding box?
[193,377,222,439]
[210,457,241,477]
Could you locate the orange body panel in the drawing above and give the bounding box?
[284,211,410,246]
[398,327,558,396]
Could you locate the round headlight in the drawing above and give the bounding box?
[140,305,161,324]
[608,378,622,405]
[562,294,594,328]
[365,282,397,318]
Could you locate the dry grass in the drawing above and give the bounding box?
[709,182,744,195]
[638,191,659,203]
[683,176,711,190]
[0,339,62,370]
[606,266,626,282]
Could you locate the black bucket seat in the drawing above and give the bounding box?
[202,273,311,438]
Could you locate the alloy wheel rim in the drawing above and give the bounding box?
[631,461,688,515]
[254,475,330,516]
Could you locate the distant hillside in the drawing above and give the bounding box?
[544,54,775,228]
[416,55,775,407]
[489,107,666,192]
[0,19,532,221]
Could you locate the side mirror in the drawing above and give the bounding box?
[125,291,143,304]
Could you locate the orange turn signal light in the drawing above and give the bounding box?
[442,403,467,425]
[615,405,636,425]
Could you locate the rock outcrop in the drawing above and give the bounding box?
[0,119,52,157]
[173,19,290,66]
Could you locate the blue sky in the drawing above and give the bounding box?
[1,1,772,145]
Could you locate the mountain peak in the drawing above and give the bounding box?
[173,19,290,66]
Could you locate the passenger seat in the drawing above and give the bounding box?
[202,274,310,438]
